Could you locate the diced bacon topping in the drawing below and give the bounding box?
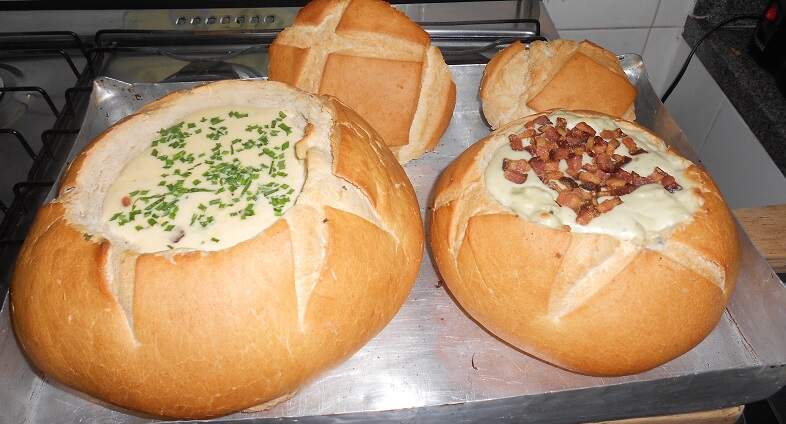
[597,196,622,213]
[500,117,683,224]
[574,121,596,135]
[502,158,530,184]
[508,134,525,151]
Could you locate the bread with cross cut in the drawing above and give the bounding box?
[269,0,456,163]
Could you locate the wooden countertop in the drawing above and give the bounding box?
[734,204,786,273]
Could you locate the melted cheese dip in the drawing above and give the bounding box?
[485,111,701,242]
[102,107,305,253]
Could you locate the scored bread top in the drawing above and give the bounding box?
[480,40,637,129]
[11,80,424,418]
[269,0,456,163]
[429,109,740,375]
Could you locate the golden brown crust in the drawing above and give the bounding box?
[268,0,455,163]
[480,40,637,129]
[268,44,310,86]
[319,53,422,147]
[430,109,740,376]
[10,81,423,418]
[336,0,429,45]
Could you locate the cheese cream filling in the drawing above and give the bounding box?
[485,111,702,242]
[102,106,306,253]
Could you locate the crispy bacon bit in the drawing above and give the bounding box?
[576,203,601,225]
[605,177,627,189]
[631,171,650,187]
[613,128,626,138]
[661,175,682,192]
[559,176,579,189]
[526,115,552,128]
[504,170,527,184]
[528,157,546,175]
[566,154,583,176]
[606,184,637,197]
[592,137,608,155]
[508,134,525,151]
[556,189,585,211]
[556,117,568,128]
[579,181,601,192]
[503,158,530,173]
[595,152,615,173]
[581,163,599,173]
[543,170,564,181]
[599,129,616,140]
[597,196,623,213]
[606,138,620,155]
[544,126,562,142]
[613,169,633,184]
[574,121,596,135]
[535,145,551,159]
[121,196,131,207]
[622,137,647,155]
[612,154,632,167]
[502,159,530,184]
[550,147,570,161]
[578,171,602,185]
[524,145,536,156]
[543,161,561,172]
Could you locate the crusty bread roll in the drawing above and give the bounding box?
[480,40,637,129]
[10,80,423,418]
[430,109,739,376]
[268,0,456,163]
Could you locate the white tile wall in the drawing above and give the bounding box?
[559,28,649,54]
[664,43,725,153]
[699,98,786,208]
[642,27,686,94]
[653,0,697,26]
[542,0,660,29]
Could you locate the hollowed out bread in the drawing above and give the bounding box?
[480,40,637,129]
[429,110,740,376]
[10,80,423,418]
[269,0,456,163]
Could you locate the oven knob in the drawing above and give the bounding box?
[221,15,231,24]
[206,16,217,25]
[250,15,260,24]
[236,16,246,24]
[176,16,187,25]
[191,16,202,25]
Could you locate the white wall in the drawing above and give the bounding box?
[543,0,695,96]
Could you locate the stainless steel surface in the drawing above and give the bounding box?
[2,56,786,424]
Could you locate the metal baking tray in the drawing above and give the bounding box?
[2,56,786,424]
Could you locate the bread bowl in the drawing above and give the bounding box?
[430,109,740,376]
[480,40,637,129]
[268,0,456,163]
[10,80,423,418]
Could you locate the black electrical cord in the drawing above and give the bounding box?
[660,14,759,103]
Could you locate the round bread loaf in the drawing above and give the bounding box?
[10,80,423,418]
[480,40,637,129]
[429,109,740,376]
[268,0,456,163]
